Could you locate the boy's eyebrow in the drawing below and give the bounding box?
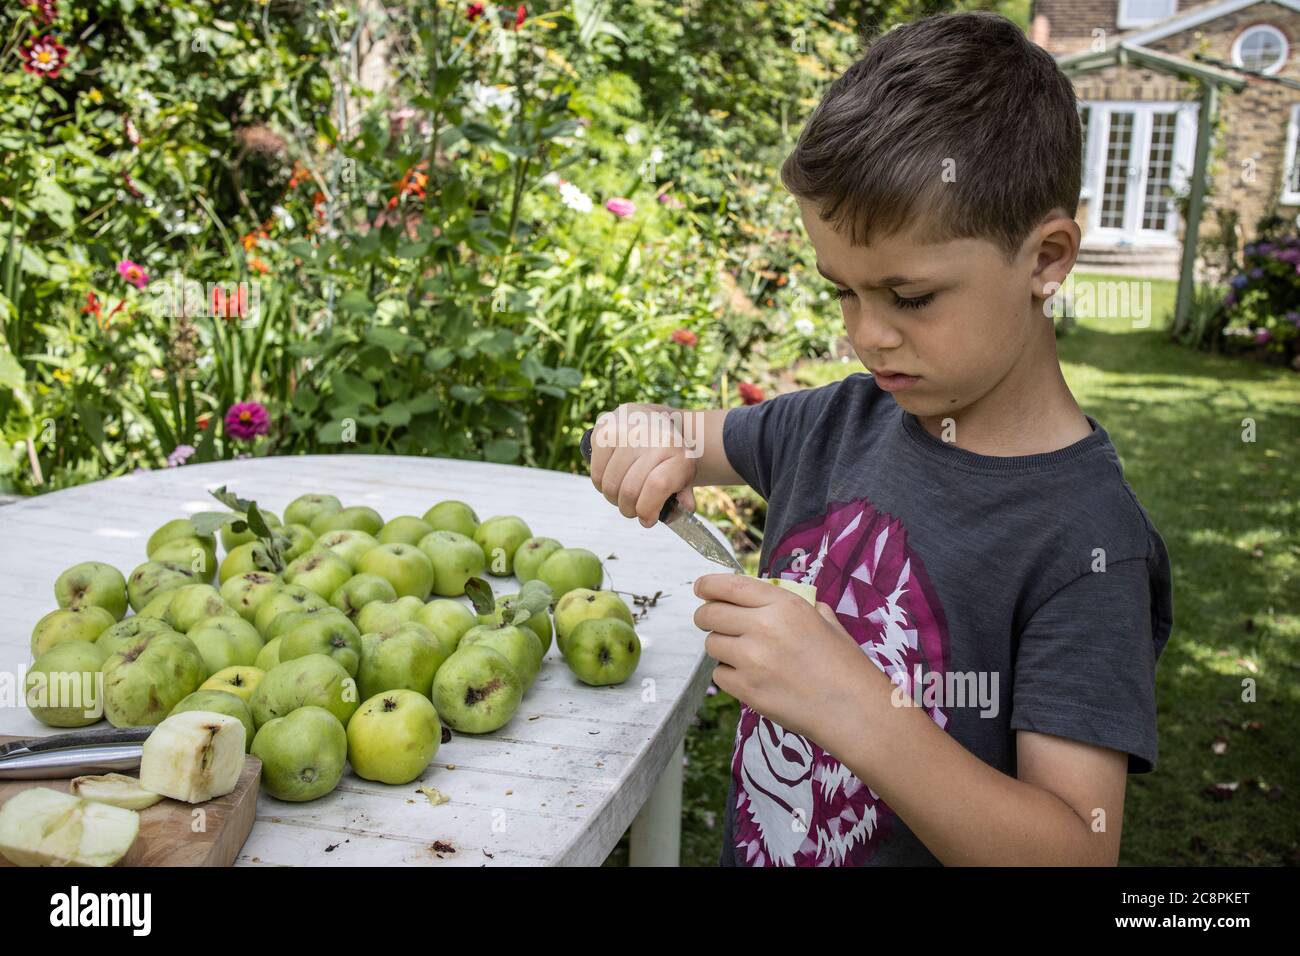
[815,261,922,289]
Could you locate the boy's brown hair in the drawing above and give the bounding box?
[780,11,1082,259]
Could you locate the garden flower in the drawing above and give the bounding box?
[23,0,59,24]
[1224,291,1238,308]
[1254,329,1272,345]
[1229,274,1249,290]
[117,260,149,289]
[738,382,764,405]
[123,115,140,147]
[656,192,684,209]
[605,197,636,219]
[1287,311,1300,328]
[21,35,69,79]
[466,2,485,20]
[624,127,642,146]
[559,181,592,213]
[166,444,195,468]
[1249,267,1264,279]
[541,171,563,187]
[671,328,698,347]
[795,318,815,336]
[248,258,270,275]
[225,402,269,441]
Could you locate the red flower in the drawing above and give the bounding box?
[20,35,69,79]
[197,416,211,432]
[22,0,58,25]
[671,328,697,347]
[514,4,526,29]
[737,382,764,405]
[81,292,101,318]
[467,2,485,19]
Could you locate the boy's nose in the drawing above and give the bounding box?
[848,305,905,353]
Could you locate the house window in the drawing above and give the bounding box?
[1117,0,1177,29]
[1283,105,1300,205]
[1232,25,1289,76]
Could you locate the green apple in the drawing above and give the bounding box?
[25,641,108,727]
[54,561,129,621]
[252,706,347,801]
[313,529,380,571]
[283,550,353,600]
[310,505,383,537]
[563,618,641,686]
[146,518,213,558]
[219,541,280,584]
[355,596,426,635]
[253,584,329,637]
[220,510,282,551]
[414,599,477,650]
[356,622,449,701]
[417,531,487,597]
[422,500,479,538]
[431,644,523,734]
[102,631,206,727]
[30,606,116,658]
[254,637,282,672]
[126,560,201,612]
[164,584,237,633]
[186,615,263,673]
[378,516,434,547]
[768,578,819,604]
[95,616,176,658]
[274,524,317,562]
[284,493,342,529]
[554,588,635,653]
[347,690,441,785]
[220,571,283,623]
[279,611,362,676]
[537,547,603,597]
[262,606,340,642]
[330,573,398,620]
[513,537,563,583]
[473,516,533,576]
[460,623,543,688]
[250,654,359,728]
[137,591,177,621]
[148,537,218,581]
[356,543,434,600]
[169,689,256,752]
[201,665,265,704]
[477,593,553,657]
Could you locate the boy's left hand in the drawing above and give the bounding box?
[693,572,891,742]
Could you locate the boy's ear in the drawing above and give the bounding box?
[1029,213,1081,297]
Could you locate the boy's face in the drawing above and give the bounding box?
[797,198,1065,421]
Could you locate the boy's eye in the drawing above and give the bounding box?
[892,292,934,310]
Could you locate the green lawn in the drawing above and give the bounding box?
[649,273,1299,867]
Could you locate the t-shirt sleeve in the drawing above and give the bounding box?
[721,381,840,501]
[1009,556,1165,773]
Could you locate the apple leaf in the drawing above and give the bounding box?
[464,577,496,617]
[516,579,553,618]
[189,511,238,536]
[209,485,256,513]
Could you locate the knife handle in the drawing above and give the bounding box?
[580,426,676,523]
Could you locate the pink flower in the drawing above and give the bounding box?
[657,192,684,209]
[225,402,270,441]
[604,197,635,219]
[1254,329,1272,345]
[737,382,763,405]
[671,328,697,347]
[117,260,148,289]
[166,444,195,468]
[21,35,68,79]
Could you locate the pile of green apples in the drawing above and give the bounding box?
[23,490,645,803]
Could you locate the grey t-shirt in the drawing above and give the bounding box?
[717,372,1173,867]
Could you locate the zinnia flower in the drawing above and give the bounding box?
[225,402,270,441]
[605,197,635,219]
[166,444,195,468]
[117,260,149,289]
[737,382,763,405]
[671,328,697,347]
[21,35,69,79]
[466,2,485,19]
[23,0,59,24]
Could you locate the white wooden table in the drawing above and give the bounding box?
[0,454,724,866]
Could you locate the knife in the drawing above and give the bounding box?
[0,726,152,780]
[580,426,744,573]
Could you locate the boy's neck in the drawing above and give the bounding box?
[912,330,1091,457]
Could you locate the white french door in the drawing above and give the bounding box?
[1082,102,1198,246]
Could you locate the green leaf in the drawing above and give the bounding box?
[189,511,237,536]
[210,485,256,512]
[424,347,454,371]
[464,576,496,617]
[450,384,482,403]
[379,403,411,427]
[483,437,520,463]
[330,371,377,407]
[339,289,375,314]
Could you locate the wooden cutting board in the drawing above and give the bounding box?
[0,734,261,867]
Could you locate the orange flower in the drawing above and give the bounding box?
[249,258,270,275]
[241,232,259,252]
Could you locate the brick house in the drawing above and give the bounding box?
[1029,0,1300,275]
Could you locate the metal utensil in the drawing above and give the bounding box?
[0,726,152,780]
[580,426,744,573]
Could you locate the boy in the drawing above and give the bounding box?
[588,11,1172,866]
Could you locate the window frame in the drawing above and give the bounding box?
[1231,23,1290,76]
[1117,0,1179,30]
[1282,104,1300,206]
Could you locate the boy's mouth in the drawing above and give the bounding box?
[870,369,921,392]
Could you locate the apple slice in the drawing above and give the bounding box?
[0,787,140,867]
[768,578,819,605]
[139,710,245,803]
[70,773,164,811]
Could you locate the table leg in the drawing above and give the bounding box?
[629,738,683,867]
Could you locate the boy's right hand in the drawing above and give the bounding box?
[588,403,698,528]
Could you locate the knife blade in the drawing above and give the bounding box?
[580,426,744,573]
[0,726,152,780]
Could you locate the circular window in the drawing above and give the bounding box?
[1232,24,1289,75]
